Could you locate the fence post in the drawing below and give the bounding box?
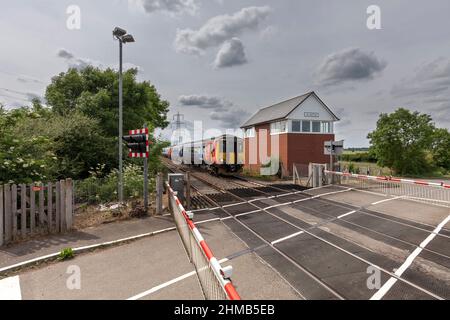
[55,181,60,233]
[186,172,191,210]
[12,184,17,240]
[60,180,66,232]
[0,185,3,246]
[156,172,163,215]
[4,185,11,243]
[65,179,73,230]
[20,184,26,238]
[30,183,35,234]
[48,182,53,233]
[39,183,45,233]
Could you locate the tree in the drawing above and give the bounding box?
[45,66,170,136]
[0,105,57,183]
[431,128,450,170]
[367,108,435,175]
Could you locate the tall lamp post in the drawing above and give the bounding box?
[113,27,135,204]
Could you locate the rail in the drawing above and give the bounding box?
[325,170,450,207]
[166,182,240,300]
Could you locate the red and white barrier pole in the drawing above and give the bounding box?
[326,170,450,189]
[168,186,241,300]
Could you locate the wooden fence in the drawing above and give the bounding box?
[0,179,73,246]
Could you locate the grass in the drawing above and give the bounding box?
[59,248,74,260]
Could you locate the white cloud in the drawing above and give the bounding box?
[175,6,271,55]
[214,38,248,68]
[260,25,278,39]
[315,47,387,86]
[129,0,199,15]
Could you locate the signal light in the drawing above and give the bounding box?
[123,128,150,158]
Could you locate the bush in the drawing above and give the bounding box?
[340,152,377,163]
[75,164,155,204]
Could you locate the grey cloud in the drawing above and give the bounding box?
[175,6,271,55]
[334,107,352,128]
[179,94,231,110]
[316,48,387,86]
[17,76,43,84]
[56,48,141,72]
[391,57,450,124]
[57,49,74,59]
[0,87,43,104]
[214,38,247,68]
[210,108,250,128]
[392,57,450,98]
[130,0,198,15]
[57,49,93,70]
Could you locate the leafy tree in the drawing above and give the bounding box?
[1,66,170,185]
[431,128,450,170]
[0,106,57,183]
[45,66,169,136]
[367,108,435,175]
[12,109,116,180]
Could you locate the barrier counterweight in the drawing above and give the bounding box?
[167,183,240,300]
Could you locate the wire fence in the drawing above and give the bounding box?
[326,170,450,208]
[167,183,240,300]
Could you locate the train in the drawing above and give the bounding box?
[163,135,244,175]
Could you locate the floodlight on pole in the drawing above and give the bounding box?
[113,27,127,37]
[121,34,135,43]
[113,26,135,204]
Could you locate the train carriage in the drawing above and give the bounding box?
[167,135,244,175]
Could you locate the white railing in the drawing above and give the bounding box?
[325,170,450,208]
[167,183,240,300]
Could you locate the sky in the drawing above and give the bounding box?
[1,0,449,147]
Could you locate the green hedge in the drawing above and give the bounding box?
[340,152,377,163]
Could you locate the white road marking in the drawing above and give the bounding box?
[0,226,177,274]
[127,258,229,300]
[370,214,450,300]
[271,231,304,245]
[195,217,221,225]
[270,210,357,245]
[0,276,22,300]
[337,210,356,219]
[371,196,402,205]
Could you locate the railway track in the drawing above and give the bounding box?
[161,158,449,300]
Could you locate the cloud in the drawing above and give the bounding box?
[179,94,232,110]
[57,49,74,60]
[175,6,271,55]
[130,0,198,15]
[315,48,387,86]
[17,76,43,84]
[0,87,43,105]
[392,57,450,98]
[210,108,250,128]
[214,38,247,68]
[260,25,278,39]
[179,94,249,127]
[391,57,450,124]
[57,48,94,70]
[56,48,142,72]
